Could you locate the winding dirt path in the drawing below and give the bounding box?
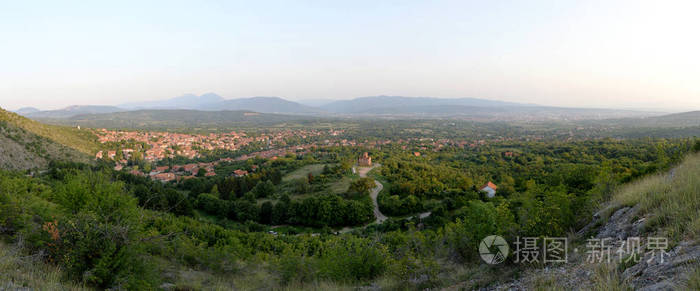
[355,164,388,224]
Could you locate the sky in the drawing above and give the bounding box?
[1,0,699,111]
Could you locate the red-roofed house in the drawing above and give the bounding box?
[480,181,498,198]
[153,173,176,182]
[233,169,248,177]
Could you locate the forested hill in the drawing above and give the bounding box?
[0,108,98,169]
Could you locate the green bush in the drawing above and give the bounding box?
[316,236,388,282]
[443,200,498,262]
[54,212,155,288]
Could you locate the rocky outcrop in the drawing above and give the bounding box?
[623,240,700,290]
[486,200,698,290]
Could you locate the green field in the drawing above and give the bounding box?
[282,163,328,182]
[327,176,353,194]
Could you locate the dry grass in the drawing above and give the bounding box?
[532,273,566,291]
[0,241,89,290]
[686,266,700,290]
[611,153,700,241]
[590,263,631,291]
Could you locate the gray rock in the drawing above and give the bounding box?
[159,283,176,290]
[624,241,700,290]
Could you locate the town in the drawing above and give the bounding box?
[93,127,532,183]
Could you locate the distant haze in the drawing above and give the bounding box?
[1,1,699,111]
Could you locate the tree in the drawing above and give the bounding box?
[210,185,220,198]
[236,200,259,222]
[444,200,498,262]
[252,180,275,198]
[347,177,375,198]
[164,189,193,216]
[260,201,273,224]
[272,201,289,224]
[196,193,228,217]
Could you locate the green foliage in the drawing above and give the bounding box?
[287,194,373,227]
[196,193,228,217]
[379,193,424,216]
[55,212,154,288]
[1,124,698,290]
[0,108,99,155]
[251,180,275,198]
[346,177,375,198]
[444,200,499,262]
[0,169,156,289]
[316,236,388,282]
[277,236,388,284]
[388,254,441,289]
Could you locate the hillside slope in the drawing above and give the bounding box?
[0,241,88,290]
[0,121,89,170]
[483,153,700,290]
[0,108,99,155]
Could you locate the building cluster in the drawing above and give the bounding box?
[93,127,527,183]
[96,130,248,161]
[94,129,341,182]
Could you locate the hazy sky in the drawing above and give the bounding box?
[1,0,698,111]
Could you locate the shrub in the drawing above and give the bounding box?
[316,236,388,282]
[443,200,498,262]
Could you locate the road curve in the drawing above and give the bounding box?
[354,164,387,224]
[370,180,387,223]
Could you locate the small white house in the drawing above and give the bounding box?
[480,181,498,198]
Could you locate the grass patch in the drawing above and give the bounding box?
[686,266,700,290]
[0,240,89,290]
[327,176,352,194]
[532,273,565,291]
[282,164,328,182]
[591,263,631,291]
[611,153,700,242]
[0,108,99,155]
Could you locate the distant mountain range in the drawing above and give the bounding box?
[45,109,322,130]
[14,107,41,115]
[319,95,529,113]
[598,110,700,128]
[16,94,671,122]
[199,96,321,114]
[24,105,125,119]
[120,93,225,109]
[120,93,320,114]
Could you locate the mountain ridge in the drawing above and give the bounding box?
[320,95,530,113]
[40,109,322,130]
[0,107,96,169]
[16,94,671,121]
[25,105,125,119]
